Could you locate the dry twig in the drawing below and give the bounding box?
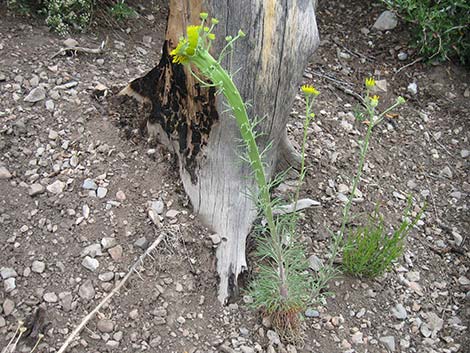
[51,38,108,59]
[56,231,166,353]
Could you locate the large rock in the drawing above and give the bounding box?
[24,86,46,103]
[373,11,398,31]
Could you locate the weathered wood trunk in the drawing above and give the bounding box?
[120,0,319,303]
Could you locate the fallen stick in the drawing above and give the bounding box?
[56,231,166,353]
[51,39,108,59]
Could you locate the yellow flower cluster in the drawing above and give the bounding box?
[365,77,376,89]
[301,85,320,96]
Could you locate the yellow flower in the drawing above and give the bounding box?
[170,39,189,64]
[365,77,376,89]
[186,25,200,55]
[208,33,216,40]
[200,12,208,20]
[211,18,219,25]
[370,95,379,107]
[301,85,320,96]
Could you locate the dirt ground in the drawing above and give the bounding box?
[0,1,468,353]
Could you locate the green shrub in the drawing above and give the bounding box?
[45,0,94,35]
[109,0,137,21]
[6,0,138,35]
[382,0,470,64]
[342,201,423,277]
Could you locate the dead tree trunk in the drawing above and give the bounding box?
[120,0,319,303]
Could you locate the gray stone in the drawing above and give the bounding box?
[150,200,164,214]
[440,166,453,179]
[24,87,46,103]
[78,279,95,300]
[31,260,46,273]
[63,38,79,47]
[308,255,323,272]
[0,166,12,179]
[3,299,15,316]
[97,187,108,198]
[458,276,470,285]
[460,149,469,158]
[82,256,99,272]
[373,11,398,31]
[29,183,45,196]
[47,180,65,194]
[99,272,115,282]
[240,346,255,353]
[391,303,407,320]
[106,340,119,348]
[97,319,114,333]
[43,292,58,303]
[0,316,5,328]
[165,209,179,218]
[59,292,73,311]
[397,52,408,61]
[379,336,396,352]
[82,178,97,190]
[45,99,55,111]
[4,278,16,292]
[0,267,17,280]
[305,308,320,318]
[101,237,117,250]
[129,309,139,320]
[134,237,148,250]
[267,330,280,345]
[81,244,102,258]
[48,129,59,140]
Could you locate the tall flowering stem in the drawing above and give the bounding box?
[171,14,281,289]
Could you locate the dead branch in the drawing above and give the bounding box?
[51,38,108,59]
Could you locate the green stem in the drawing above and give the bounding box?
[191,50,288,297]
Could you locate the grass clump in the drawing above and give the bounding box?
[343,201,423,277]
[381,0,470,64]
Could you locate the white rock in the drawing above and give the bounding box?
[209,233,221,245]
[82,256,99,272]
[379,336,396,351]
[0,268,17,279]
[391,303,407,320]
[458,276,470,285]
[97,187,108,198]
[407,82,418,95]
[44,292,58,303]
[81,244,102,258]
[47,180,65,194]
[45,99,55,111]
[78,279,95,300]
[0,166,12,179]
[82,178,97,190]
[29,183,45,196]
[461,149,469,158]
[373,11,398,31]
[24,87,46,103]
[116,190,126,201]
[32,260,46,273]
[4,278,16,292]
[101,237,117,250]
[48,129,59,140]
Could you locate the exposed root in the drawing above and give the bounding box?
[269,307,304,345]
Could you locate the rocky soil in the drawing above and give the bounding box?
[0,1,468,353]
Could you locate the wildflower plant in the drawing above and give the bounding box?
[338,77,423,276]
[169,14,320,341]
